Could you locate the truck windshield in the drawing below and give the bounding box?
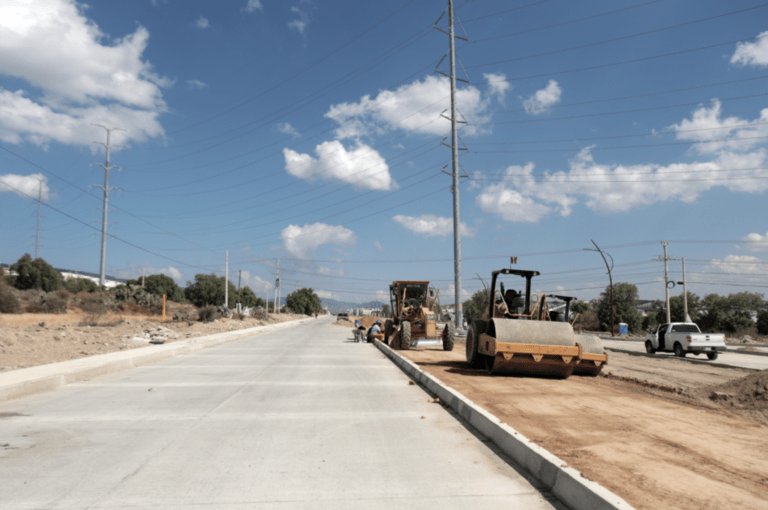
[670,324,700,333]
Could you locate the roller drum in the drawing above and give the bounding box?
[490,319,575,347]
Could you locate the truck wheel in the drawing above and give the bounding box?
[645,340,656,354]
[674,343,686,358]
[442,323,455,351]
[384,320,394,345]
[707,351,719,361]
[400,322,411,350]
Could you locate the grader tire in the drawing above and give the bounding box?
[384,320,394,346]
[400,321,412,350]
[442,323,455,351]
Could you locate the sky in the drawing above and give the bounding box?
[1,0,768,308]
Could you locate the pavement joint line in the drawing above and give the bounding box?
[374,339,636,510]
[0,318,315,404]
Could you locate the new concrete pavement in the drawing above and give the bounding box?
[602,339,768,370]
[0,317,562,510]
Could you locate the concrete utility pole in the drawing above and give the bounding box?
[35,179,42,259]
[274,259,281,314]
[224,250,229,309]
[662,241,671,323]
[92,125,124,287]
[679,258,691,322]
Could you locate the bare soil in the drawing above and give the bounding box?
[0,310,308,371]
[399,342,768,510]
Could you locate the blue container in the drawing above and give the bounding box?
[619,323,628,335]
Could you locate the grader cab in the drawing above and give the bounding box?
[378,280,455,351]
[465,269,607,378]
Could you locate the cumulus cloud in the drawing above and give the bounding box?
[475,146,768,222]
[392,214,476,237]
[731,31,768,67]
[0,173,50,201]
[484,73,511,103]
[316,289,339,300]
[707,255,766,276]
[278,122,301,138]
[668,101,768,154]
[281,223,357,259]
[187,79,207,89]
[195,16,210,29]
[325,74,509,139]
[239,270,271,293]
[243,0,264,13]
[740,232,768,252]
[523,80,562,115]
[283,140,394,190]
[0,0,168,147]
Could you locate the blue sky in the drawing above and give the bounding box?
[1,0,768,306]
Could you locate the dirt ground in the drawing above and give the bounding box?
[399,342,768,510]
[0,310,309,371]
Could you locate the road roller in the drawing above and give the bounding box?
[465,269,607,378]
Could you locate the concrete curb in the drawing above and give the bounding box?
[375,340,635,510]
[0,318,315,404]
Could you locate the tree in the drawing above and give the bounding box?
[184,274,237,308]
[699,292,765,333]
[571,300,590,315]
[381,303,390,317]
[463,289,489,325]
[239,286,264,308]
[596,282,642,333]
[11,254,62,292]
[757,310,768,336]
[285,288,323,316]
[128,274,185,303]
[655,292,701,324]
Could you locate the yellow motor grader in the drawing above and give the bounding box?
[465,269,607,378]
[371,280,454,351]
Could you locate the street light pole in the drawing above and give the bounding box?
[585,240,614,336]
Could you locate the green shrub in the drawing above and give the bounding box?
[0,284,21,314]
[10,254,63,291]
[198,305,218,322]
[63,278,98,294]
[110,284,161,314]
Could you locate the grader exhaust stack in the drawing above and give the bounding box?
[465,269,607,378]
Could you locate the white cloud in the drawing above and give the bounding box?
[112,263,183,283]
[708,255,766,276]
[447,284,470,299]
[0,0,168,147]
[195,16,210,29]
[325,75,506,139]
[243,0,264,13]
[484,73,511,103]
[475,145,768,222]
[187,79,207,89]
[392,214,476,237]
[731,32,768,67]
[278,122,300,138]
[375,289,389,302]
[281,223,357,259]
[316,289,339,300]
[741,232,768,252]
[0,173,49,201]
[668,101,768,154]
[523,80,562,115]
[283,140,394,190]
[288,6,309,35]
[374,240,382,250]
[239,270,271,293]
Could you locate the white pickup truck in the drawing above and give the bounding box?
[645,322,726,360]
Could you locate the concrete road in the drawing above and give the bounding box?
[602,339,768,370]
[0,318,560,510]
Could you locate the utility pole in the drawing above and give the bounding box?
[662,241,671,323]
[274,259,280,314]
[92,125,124,287]
[238,269,242,312]
[35,179,43,259]
[677,258,691,322]
[434,0,468,330]
[224,250,229,309]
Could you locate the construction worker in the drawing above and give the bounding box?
[353,320,364,342]
[367,320,381,343]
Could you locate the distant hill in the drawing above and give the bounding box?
[320,297,386,313]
